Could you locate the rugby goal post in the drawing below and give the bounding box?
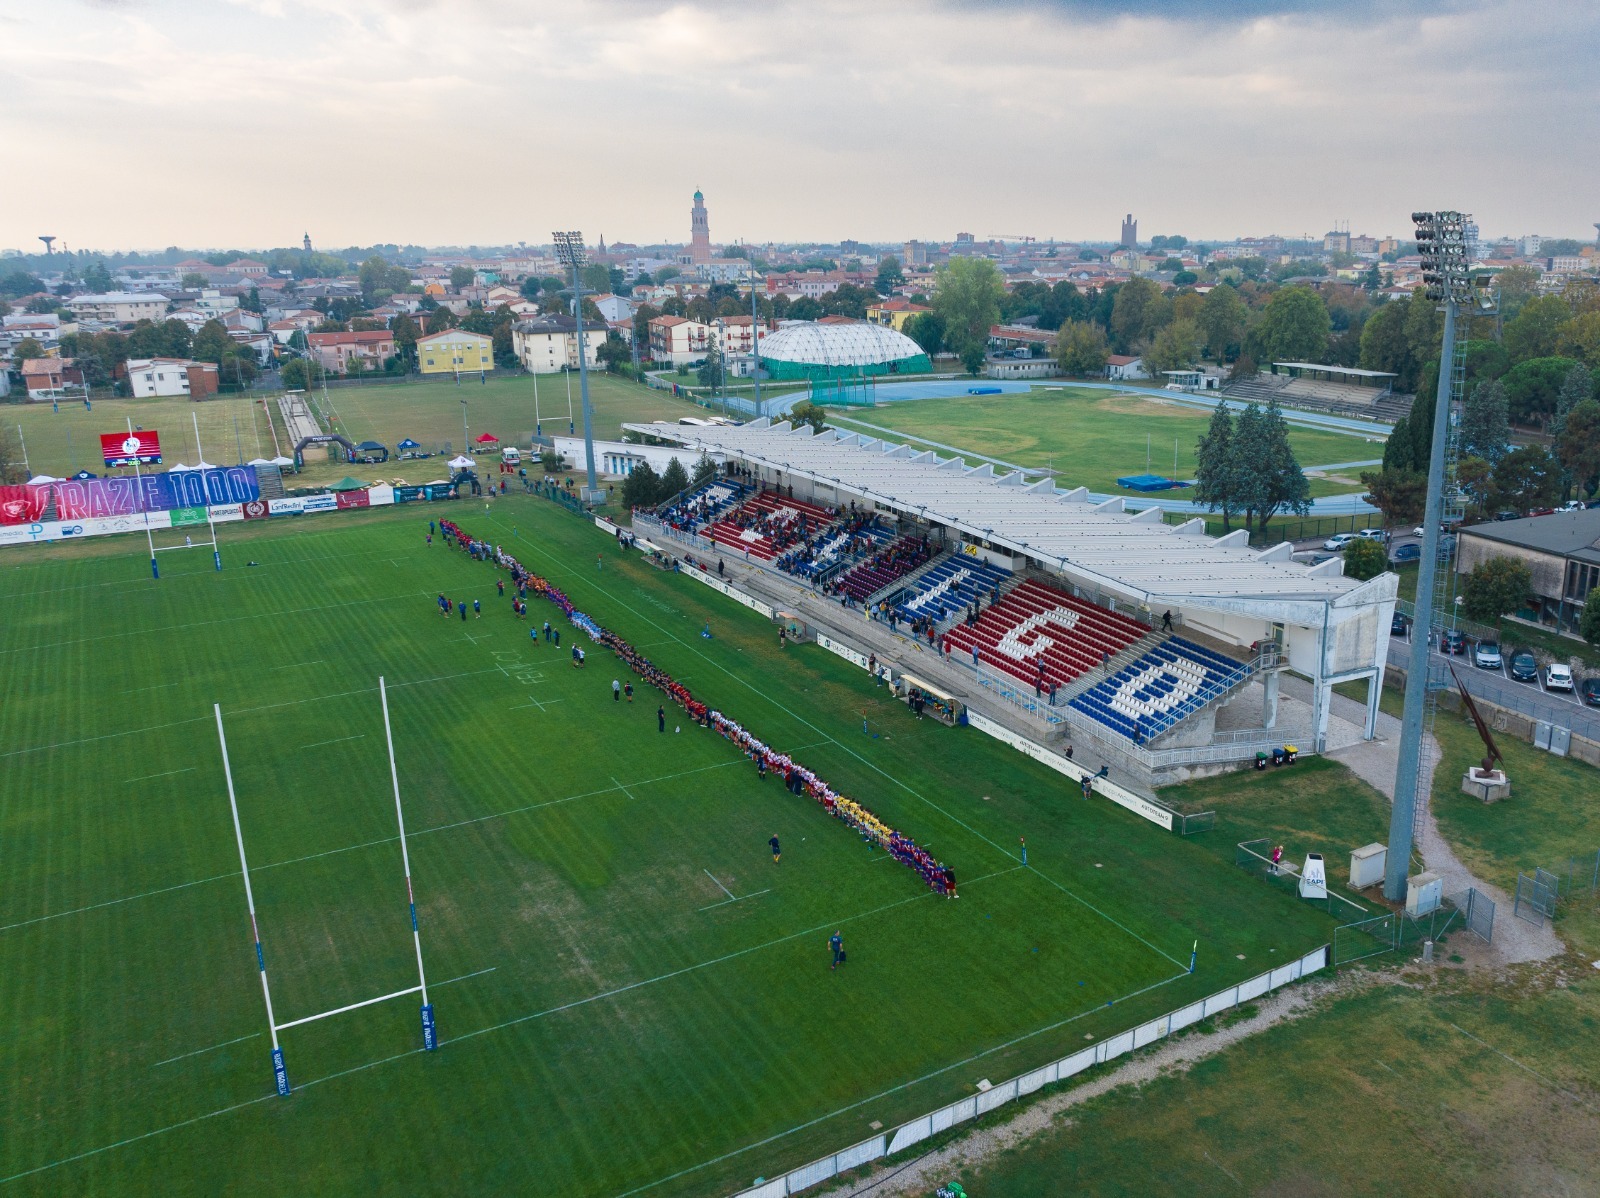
[213,676,434,1098]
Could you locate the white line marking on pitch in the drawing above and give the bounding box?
[435,966,497,988]
[150,1032,260,1068]
[615,776,639,802]
[120,681,181,694]
[271,660,324,670]
[510,695,564,712]
[124,767,196,784]
[698,888,771,912]
[703,868,736,900]
[302,734,365,750]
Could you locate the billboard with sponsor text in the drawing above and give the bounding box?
[51,467,260,520]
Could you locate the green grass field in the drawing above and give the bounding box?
[0,496,1343,1196]
[5,373,702,490]
[826,388,1386,500]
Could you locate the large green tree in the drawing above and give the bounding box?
[1555,311,1600,372]
[1197,283,1247,360]
[359,255,411,303]
[1502,356,1583,425]
[1252,285,1330,363]
[874,255,904,296]
[1193,401,1240,530]
[1458,379,1511,464]
[1461,555,1532,625]
[1359,468,1427,530]
[1502,294,1570,363]
[1053,320,1108,376]
[932,257,1005,361]
[1143,318,1201,376]
[620,461,662,508]
[658,456,690,498]
[1342,537,1387,581]
[787,401,828,433]
[1489,445,1561,512]
[449,265,475,290]
[902,311,945,356]
[1232,399,1311,534]
[1556,399,1600,498]
[1107,276,1165,353]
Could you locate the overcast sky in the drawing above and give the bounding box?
[3,0,1596,253]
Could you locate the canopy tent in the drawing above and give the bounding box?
[474,433,499,444]
[396,438,421,450]
[27,475,60,484]
[355,440,386,451]
[447,455,475,469]
[329,477,368,492]
[70,470,98,480]
[247,457,273,466]
[168,463,192,471]
[270,456,295,467]
[194,460,216,471]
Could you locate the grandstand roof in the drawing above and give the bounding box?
[628,419,1387,611]
[1272,362,1397,379]
[760,321,925,367]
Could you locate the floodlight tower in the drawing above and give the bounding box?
[1385,210,1489,902]
[552,231,604,504]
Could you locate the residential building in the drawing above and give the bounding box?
[307,330,396,373]
[418,330,494,376]
[1322,229,1352,254]
[903,240,928,267]
[592,293,636,323]
[714,315,766,357]
[125,357,221,399]
[694,259,753,284]
[229,332,276,366]
[511,315,602,373]
[866,299,931,331]
[1455,510,1600,634]
[1105,354,1145,381]
[0,314,73,356]
[988,324,1055,355]
[22,357,85,400]
[648,315,715,365]
[66,292,170,323]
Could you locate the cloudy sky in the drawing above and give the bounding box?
[2,0,1596,252]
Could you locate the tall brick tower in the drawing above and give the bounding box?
[690,189,712,265]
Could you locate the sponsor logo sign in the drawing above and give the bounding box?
[169,506,209,527]
[269,497,307,515]
[241,500,270,520]
[335,490,370,510]
[211,503,245,524]
[301,494,337,513]
[0,485,50,526]
[393,486,424,503]
[100,430,162,467]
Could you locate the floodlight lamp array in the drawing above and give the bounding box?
[1412,210,1475,307]
[551,231,587,270]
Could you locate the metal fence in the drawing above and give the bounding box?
[1235,840,1371,920]
[1417,656,1600,746]
[1456,887,1496,943]
[728,946,1330,1198]
[1541,849,1600,901]
[1332,900,1467,965]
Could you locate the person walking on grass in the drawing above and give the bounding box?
[624,681,633,703]
[770,834,781,864]
[658,705,666,733]
[543,621,551,642]
[612,678,621,702]
[460,600,468,623]
[473,599,481,618]
[497,579,504,597]
[829,930,844,970]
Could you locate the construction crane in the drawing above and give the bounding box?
[987,235,1035,243]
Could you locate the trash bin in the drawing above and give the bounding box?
[1255,751,1268,771]
[1284,744,1298,764]
[1272,746,1287,766]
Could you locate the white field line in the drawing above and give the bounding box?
[703,868,736,900]
[124,767,196,784]
[301,734,364,750]
[698,888,772,913]
[150,1032,261,1068]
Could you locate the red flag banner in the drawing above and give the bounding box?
[0,485,50,526]
[100,430,162,467]
[335,491,370,510]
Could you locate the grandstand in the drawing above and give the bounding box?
[655,478,748,534]
[627,416,1399,785]
[891,554,1012,625]
[1222,364,1410,422]
[1071,638,1253,744]
[941,578,1148,690]
[704,490,835,562]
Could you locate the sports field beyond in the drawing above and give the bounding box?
[0,496,1337,1196]
[828,388,1384,499]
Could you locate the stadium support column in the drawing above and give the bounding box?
[1387,210,1472,902]
[750,268,762,417]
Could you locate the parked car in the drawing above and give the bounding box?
[1559,500,1584,512]
[1473,641,1502,670]
[1440,629,1467,655]
[1546,663,1574,691]
[1509,651,1539,682]
[1322,532,1357,551]
[1495,510,1519,521]
[1390,543,1421,563]
[1357,528,1387,541]
[1527,507,1557,518]
[1581,677,1600,707]
[1390,612,1412,637]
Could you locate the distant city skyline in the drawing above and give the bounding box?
[3,0,1597,250]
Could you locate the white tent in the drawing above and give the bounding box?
[168,463,193,471]
[27,475,59,484]
[270,456,295,467]
[247,458,272,466]
[448,455,474,469]
[194,460,216,470]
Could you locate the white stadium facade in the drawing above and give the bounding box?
[628,417,1398,789]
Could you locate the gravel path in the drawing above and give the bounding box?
[829,974,1359,1198]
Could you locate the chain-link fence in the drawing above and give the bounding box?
[1235,840,1370,919]
[1333,899,1467,965]
[1455,887,1495,943]
[1513,870,1558,927]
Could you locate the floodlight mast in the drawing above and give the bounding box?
[552,231,603,504]
[1385,210,1474,902]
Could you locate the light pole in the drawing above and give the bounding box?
[552,231,604,504]
[1384,210,1483,902]
[749,262,762,416]
[460,397,468,456]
